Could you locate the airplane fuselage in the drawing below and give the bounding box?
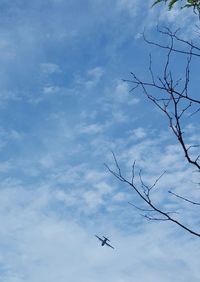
[101,239,107,246]
[95,235,114,249]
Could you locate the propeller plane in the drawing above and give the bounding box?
[95,235,114,249]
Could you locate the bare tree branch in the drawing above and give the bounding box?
[108,26,200,238]
[106,153,200,237]
[143,26,200,58]
[126,27,200,171]
[168,190,200,205]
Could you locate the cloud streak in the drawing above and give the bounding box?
[0,0,199,281]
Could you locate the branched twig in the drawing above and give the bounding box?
[169,190,200,205]
[142,214,169,221]
[149,171,167,190]
[106,153,200,237]
[143,27,200,58]
[127,27,200,171]
[109,26,200,238]
[128,202,154,212]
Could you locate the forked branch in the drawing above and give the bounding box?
[106,153,200,237]
[126,27,200,170]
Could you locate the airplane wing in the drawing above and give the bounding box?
[103,236,110,242]
[105,242,114,249]
[95,235,103,242]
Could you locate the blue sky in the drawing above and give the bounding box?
[0,0,200,281]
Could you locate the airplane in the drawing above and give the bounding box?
[95,235,114,249]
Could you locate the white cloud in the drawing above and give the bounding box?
[0,124,199,282]
[0,1,199,281]
[43,85,60,94]
[112,192,128,202]
[38,154,56,169]
[87,67,104,81]
[75,67,104,90]
[112,110,128,123]
[55,190,77,206]
[77,122,105,135]
[40,63,61,75]
[129,127,147,139]
[117,0,142,17]
[114,80,140,105]
[0,185,199,282]
[0,161,12,173]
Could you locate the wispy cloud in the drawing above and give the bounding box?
[0,1,199,281]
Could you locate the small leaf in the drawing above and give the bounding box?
[168,0,178,10]
[152,0,164,8]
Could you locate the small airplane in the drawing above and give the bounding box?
[95,235,114,249]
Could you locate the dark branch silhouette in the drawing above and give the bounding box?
[105,153,200,237]
[168,190,200,205]
[108,26,200,238]
[125,27,200,171]
[143,26,200,59]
